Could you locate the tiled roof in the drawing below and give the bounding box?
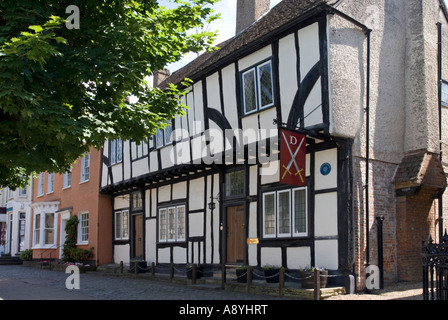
[159,0,327,89]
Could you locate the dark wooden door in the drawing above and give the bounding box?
[133,215,143,259]
[227,205,245,263]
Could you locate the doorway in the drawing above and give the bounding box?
[133,214,143,260]
[17,213,26,252]
[226,205,245,264]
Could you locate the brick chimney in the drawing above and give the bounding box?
[152,69,171,88]
[236,0,271,35]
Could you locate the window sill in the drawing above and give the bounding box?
[62,186,72,190]
[79,179,90,185]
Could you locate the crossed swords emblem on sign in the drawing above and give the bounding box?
[281,132,305,183]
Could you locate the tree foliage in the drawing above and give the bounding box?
[0,0,220,188]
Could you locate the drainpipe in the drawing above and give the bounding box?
[326,5,372,270]
[365,29,372,267]
[437,22,444,243]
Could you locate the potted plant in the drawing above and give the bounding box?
[186,264,203,279]
[299,266,329,289]
[263,265,281,283]
[235,266,249,283]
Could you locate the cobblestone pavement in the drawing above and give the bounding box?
[0,265,286,301]
[325,281,423,300]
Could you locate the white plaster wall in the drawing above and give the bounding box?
[189,212,204,237]
[238,45,272,71]
[173,247,187,264]
[189,178,205,210]
[172,181,187,200]
[314,149,338,190]
[314,240,338,270]
[149,151,158,173]
[278,33,298,122]
[314,192,338,237]
[146,219,157,263]
[132,159,149,178]
[299,22,320,81]
[193,82,204,135]
[111,164,123,184]
[260,160,279,185]
[158,247,170,264]
[123,140,131,181]
[158,185,171,203]
[151,189,157,218]
[114,196,129,210]
[287,247,311,269]
[260,247,282,267]
[101,142,109,187]
[114,244,130,264]
[221,64,239,130]
[249,165,258,196]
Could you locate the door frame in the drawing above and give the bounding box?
[17,212,26,253]
[59,211,71,259]
[223,202,247,264]
[131,213,144,260]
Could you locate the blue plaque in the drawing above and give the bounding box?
[320,163,332,176]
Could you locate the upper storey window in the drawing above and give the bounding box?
[155,122,173,149]
[242,60,274,115]
[110,139,123,165]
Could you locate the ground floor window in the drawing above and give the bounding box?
[78,212,89,244]
[115,210,129,240]
[262,187,308,238]
[33,212,56,247]
[159,205,186,242]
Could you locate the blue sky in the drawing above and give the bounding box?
[164,0,448,72]
[165,0,282,71]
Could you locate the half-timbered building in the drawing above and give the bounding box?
[100,0,448,290]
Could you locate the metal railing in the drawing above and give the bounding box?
[422,231,448,300]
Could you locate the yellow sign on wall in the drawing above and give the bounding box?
[247,238,259,245]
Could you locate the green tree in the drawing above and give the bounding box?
[0,0,219,188]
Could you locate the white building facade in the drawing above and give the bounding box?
[100,0,448,290]
[0,178,33,256]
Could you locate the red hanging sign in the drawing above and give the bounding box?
[280,130,306,187]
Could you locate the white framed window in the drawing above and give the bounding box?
[277,190,291,238]
[262,187,308,239]
[47,173,54,194]
[241,59,274,115]
[158,204,186,243]
[115,210,129,240]
[155,122,173,149]
[34,213,41,246]
[44,213,55,245]
[442,81,448,106]
[293,188,308,237]
[19,186,27,197]
[263,192,276,238]
[63,169,72,189]
[225,170,245,197]
[131,191,143,210]
[80,153,90,182]
[78,212,89,244]
[37,173,44,196]
[110,139,123,165]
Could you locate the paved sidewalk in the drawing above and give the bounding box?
[0,265,286,300]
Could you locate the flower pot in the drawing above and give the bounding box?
[264,268,280,283]
[300,270,328,289]
[236,269,248,283]
[186,266,203,279]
